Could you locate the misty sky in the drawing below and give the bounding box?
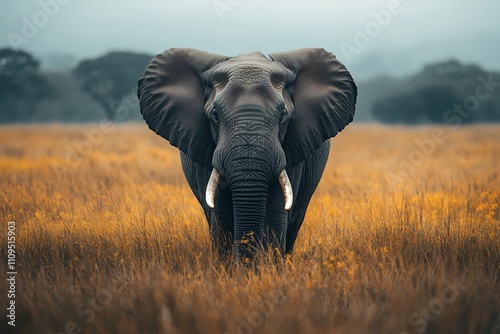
[1,0,499,80]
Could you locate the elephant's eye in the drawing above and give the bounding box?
[279,108,288,124]
[212,108,220,124]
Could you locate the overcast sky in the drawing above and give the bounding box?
[1,0,499,80]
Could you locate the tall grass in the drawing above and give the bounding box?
[0,124,499,334]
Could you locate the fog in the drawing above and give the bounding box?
[1,0,499,80]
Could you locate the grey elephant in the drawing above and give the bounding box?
[137,48,357,259]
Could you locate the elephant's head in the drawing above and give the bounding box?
[138,48,356,255]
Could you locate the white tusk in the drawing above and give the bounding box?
[205,168,220,209]
[278,170,293,211]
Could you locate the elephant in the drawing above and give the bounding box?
[137,48,357,259]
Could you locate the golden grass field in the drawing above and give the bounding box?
[0,123,499,334]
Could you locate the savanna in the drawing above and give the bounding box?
[0,124,499,334]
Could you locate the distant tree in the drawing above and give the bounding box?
[0,48,42,95]
[41,52,78,71]
[373,84,461,124]
[372,90,426,124]
[421,59,484,82]
[74,52,153,121]
[371,60,500,124]
[0,48,51,122]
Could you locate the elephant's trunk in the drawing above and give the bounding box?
[231,175,269,259]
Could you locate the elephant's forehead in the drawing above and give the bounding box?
[222,63,290,84]
[206,59,294,88]
[229,65,270,85]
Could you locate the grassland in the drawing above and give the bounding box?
[0,123,499,334]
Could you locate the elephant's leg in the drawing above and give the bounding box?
[264,178,289,255]
[180,152,234,256]
[210,187,234,257]
[285,140,330,254]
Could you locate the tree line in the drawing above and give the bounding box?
[371,60,500,124]
[0,48,499,124]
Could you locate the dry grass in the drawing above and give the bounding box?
[0,123,499,334]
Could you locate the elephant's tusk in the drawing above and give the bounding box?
[279,170,293,211]
[206,168,220,209]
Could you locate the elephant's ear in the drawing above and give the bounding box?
[138,48,228,166]
[269,48,357,166]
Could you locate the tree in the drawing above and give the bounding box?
[373,84,461,124]
[74,51,153,121]
[0,48,51,122]
[371,60,500,124]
